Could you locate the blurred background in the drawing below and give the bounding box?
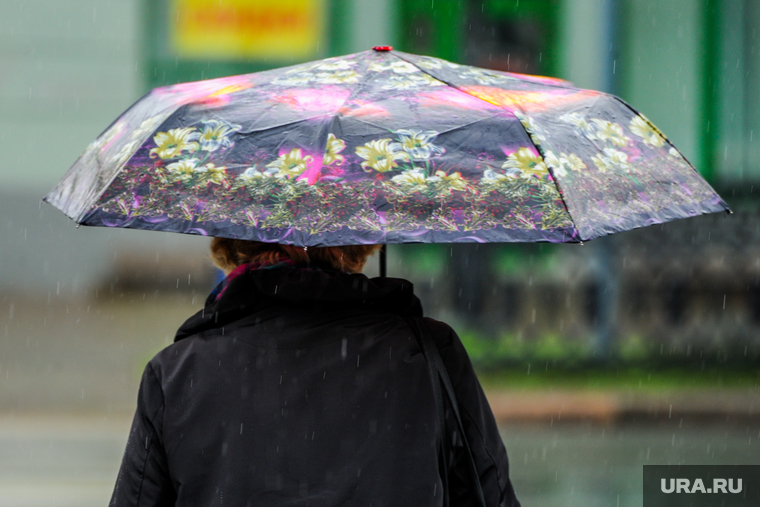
[1,0,759,505]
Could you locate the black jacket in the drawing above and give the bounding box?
[110,267,520,507]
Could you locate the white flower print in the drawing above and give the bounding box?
[630,115,666,147]
[315,60,356,71]
[111,141,138,168]
[166,158,201,182]
[368,61,419,74]
[237,165,273,184]
[559,112,591,133]
[394,129,445,160]
[356,139,408,172]
[543,150,586,177]
[481,169,516,184]
[391,168,428,189]
[198,120,240,152]
[591,119,629,147]
[502,147,549,177]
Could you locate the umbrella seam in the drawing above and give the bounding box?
[77,110,338,223]
[608,94,731,213]
[391,51,583,241]
[519,126,583,241]
[314,58,377,189]
[45,88,159,222]
[390,50,579,92]
[74,102,181,223]
[238,114,344,135]
[342,110,504,138]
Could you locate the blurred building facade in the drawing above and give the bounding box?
[2,0,759,367]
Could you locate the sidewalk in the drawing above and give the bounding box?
[484,389,760,425]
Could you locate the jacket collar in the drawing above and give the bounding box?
[175,267,423,341]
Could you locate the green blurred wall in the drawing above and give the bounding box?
[617,0,705,177]
[0,0,140,191]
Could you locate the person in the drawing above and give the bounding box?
[110,239,520,507]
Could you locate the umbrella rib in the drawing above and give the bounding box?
[336,113,495,137]
[391,52,583,241]
[390,51,578,91]
[504,100,582,240]
[320,73,364,177]
[75,104,180,223]
[237,114,342,135]
[429,115,506,137]
[608,94,731,214]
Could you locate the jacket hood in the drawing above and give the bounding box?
[175,268,423,341]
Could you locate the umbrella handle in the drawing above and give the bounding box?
[379,245,387,278]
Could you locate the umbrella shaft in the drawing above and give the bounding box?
[380,245,387,278]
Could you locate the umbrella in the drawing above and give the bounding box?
[44,47,729,252]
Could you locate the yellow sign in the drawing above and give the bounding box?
[170,0,324,60]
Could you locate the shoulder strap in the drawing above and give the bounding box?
[406,317,487,507]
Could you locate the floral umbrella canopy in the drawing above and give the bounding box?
[45,48,729,246]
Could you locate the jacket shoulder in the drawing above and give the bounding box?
[145,331,210,380]
[418,317,460,354]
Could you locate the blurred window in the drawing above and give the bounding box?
[399,0,560,76]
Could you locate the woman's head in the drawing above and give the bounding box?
[210,238,382,275]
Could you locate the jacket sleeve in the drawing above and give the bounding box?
[425,319,520,507]
[110,362,176,507]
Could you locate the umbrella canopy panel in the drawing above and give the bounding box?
[45,50,728,246]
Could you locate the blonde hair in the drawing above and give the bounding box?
[210,238,382,275]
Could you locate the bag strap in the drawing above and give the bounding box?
[406,317,487,507]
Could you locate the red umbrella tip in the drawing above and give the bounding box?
[372,46,393,51]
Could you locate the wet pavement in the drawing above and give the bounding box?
[0,415,130,507]
[502,421,759,507]
[1,414,757,507]
[2,294,759,505]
